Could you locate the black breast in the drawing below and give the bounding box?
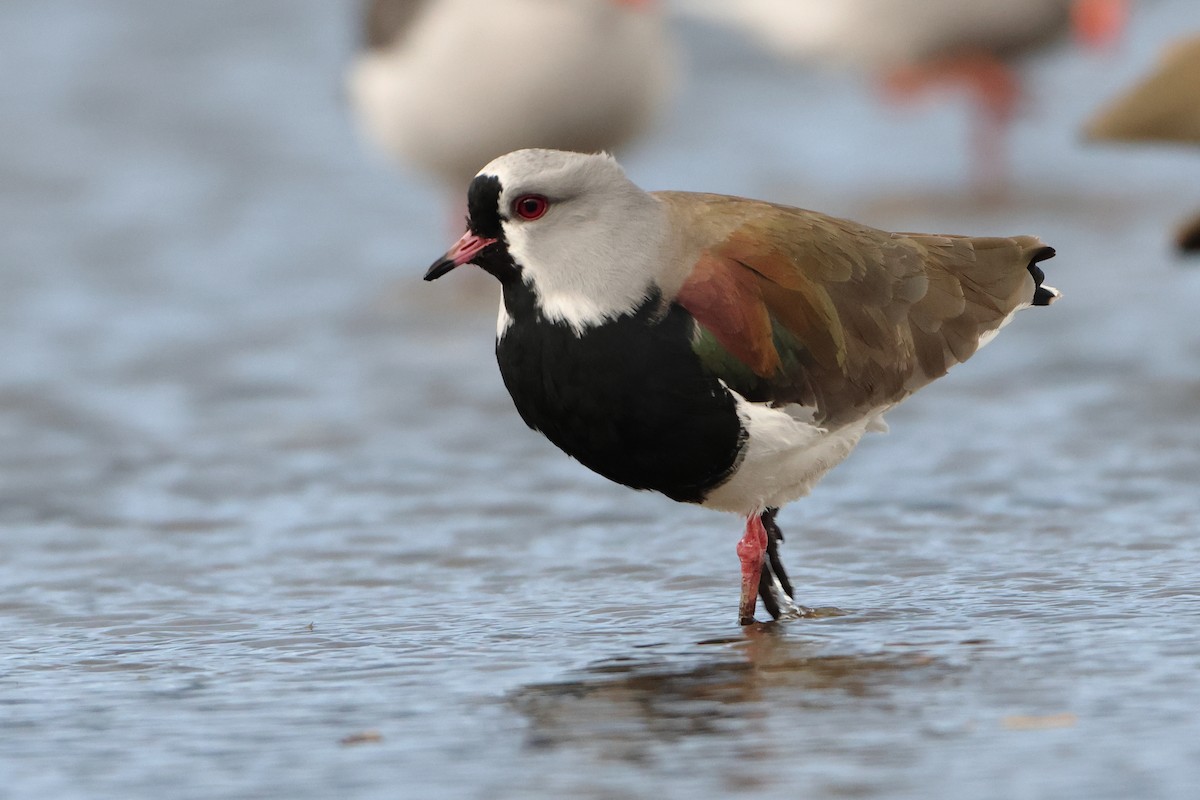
[495,285,745,504]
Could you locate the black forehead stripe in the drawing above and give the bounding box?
[467,174,505,240]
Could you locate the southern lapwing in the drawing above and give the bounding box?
[425,149,1059,625]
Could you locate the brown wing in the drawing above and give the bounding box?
[657,192,1055,427]
[1085,35,1200,144]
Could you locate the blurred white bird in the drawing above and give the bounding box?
[348,0,674,197]
[678,0,1128,194]
[1086,34,1200,255]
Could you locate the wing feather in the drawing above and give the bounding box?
[656,192,1054,426]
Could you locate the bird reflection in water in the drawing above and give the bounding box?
[511,626,944,757]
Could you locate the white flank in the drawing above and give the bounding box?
[701,389,884,515]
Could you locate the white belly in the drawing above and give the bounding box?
[700,390,887,515]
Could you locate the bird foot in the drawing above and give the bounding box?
[738,509,814,625]
[770,590,812,621]
[749,508,812,624]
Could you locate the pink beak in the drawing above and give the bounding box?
[424,230,499,281]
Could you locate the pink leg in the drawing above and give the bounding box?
[881,54,1020,198]
[963,60,1019,200]
[736,514,769,625]
[969,108,1009,201]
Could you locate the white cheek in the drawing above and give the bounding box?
[503,221,614,333]
[501,213,667,334]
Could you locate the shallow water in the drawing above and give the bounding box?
[3,1,1200,798]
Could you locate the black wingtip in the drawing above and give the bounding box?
[1027,246,1060,306]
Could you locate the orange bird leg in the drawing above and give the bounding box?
[882,53,1021,197]
[960,55,1021,198]
[737,513,769,625]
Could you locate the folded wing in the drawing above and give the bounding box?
[658,192,1056,427]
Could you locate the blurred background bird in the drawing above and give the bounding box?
[1085,33,1200,255]
[347,0,675,217]
[677,0,1129,196]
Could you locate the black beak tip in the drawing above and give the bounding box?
[423,258,456,282]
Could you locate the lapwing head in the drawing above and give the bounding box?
[426,148,671,332]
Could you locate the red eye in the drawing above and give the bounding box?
[513,194,549,220]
